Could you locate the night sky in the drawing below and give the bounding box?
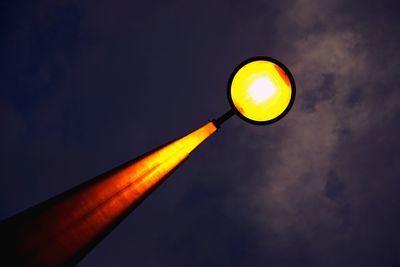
[1,0,400,266]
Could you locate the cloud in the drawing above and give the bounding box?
[2,1,400,266]
[226,0,400,264]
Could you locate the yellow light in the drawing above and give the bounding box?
[230,59,294,123]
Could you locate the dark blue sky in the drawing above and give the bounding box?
[1,0,400,266]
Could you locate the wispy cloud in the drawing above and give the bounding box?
[228,0,400,264]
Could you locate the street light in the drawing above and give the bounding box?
[215,56,296,127]
[0,57,295,266]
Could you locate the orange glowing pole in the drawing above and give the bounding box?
[0,122,217,267]
[0,56,296,267]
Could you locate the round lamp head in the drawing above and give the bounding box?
[227,57,296,125]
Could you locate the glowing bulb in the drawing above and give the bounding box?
[247,77,277,103]
[228,57,295,124]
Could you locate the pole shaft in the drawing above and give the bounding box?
[0,122,217,267]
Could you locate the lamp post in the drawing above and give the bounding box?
[0,57,295,267]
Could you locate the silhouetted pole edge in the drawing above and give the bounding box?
[213,109,235,128]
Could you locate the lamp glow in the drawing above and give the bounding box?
[227,57,295,125]
[248,76,277,103]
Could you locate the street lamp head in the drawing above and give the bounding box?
[227,57,296,125]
